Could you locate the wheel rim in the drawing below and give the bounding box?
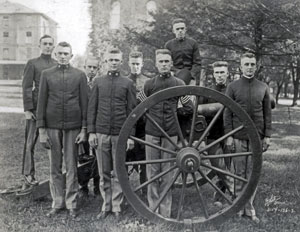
[116,86,262,228]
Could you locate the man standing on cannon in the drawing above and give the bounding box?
[126,51,149,190]
[165,18,201,85]
[21,35,56,190]
[37,41,88,218]
[224,52,272,223]
[138,49,193,218]
[88,47,136,220]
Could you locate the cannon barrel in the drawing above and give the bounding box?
[197,95,275,117]
[197,103,223,117]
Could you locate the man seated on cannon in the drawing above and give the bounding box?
[88,47,136,220]
[165,18,201,85]
[201,61,234,206]
[224,52,272,223]
[138,49,193,218]
[126,51,149,191]
[77,56,101,198]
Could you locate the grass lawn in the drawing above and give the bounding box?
[0,105,299,232]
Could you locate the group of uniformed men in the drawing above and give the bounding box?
[21,18,271,223]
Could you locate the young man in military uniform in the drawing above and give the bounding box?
[224,52,272,223]
[126,51,149,189]
[77,57,101,198]
[138,49,193,218]
[21,35,56,189]
[203,61,233,206]
[37,42,88,218]
[165,18,201,85]
[88,47,136,220]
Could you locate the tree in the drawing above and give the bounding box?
[88,0,300,103]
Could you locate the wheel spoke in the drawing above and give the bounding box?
[198,169,233,205]
[192,172,209,218]
[194,105,224,149]
[126,158,176,166]
[188,96,199,146]
[152,169,181,213]
[201,163,248,183]
[145,113,180,150]
[176,172,187,220]
[134,165,177,192]
[130,136,177,156]
[197,126,244,154]
[168,102,187,148]
[202,152,252,160]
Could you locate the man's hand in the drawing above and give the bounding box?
[127,138,134,151]
[262,137,270,152]
[39,128,51,149]
[25,111,36,120]
[88,133,98,149]
[75,128,87,144]
[225,136,235,152]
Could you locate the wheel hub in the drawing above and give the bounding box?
[176,147,201,173]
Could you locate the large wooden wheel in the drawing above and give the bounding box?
[116,86,262,228]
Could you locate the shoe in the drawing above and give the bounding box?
[94,188,100,196]
[96,211,110,220]
[69,209,77,218]
[46,208,61,217]
[213,200,223,208]
[79,187,89,199]
[250,215,260,224]
[112,212,121,220]
[24,175,39,186]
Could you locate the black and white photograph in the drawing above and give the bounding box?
[0,0,299,231]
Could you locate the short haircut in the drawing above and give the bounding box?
[240,52,256,60]
[172,18,186,26]
[85,56,99,66]
[57,41,72,53]
[39,34,53,43]
[212,61,228,69]
[155,49,172,57]
[129,51,143,59]
[107,46,122,55]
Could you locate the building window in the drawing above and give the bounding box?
[146,1,157,22]
[3,15,9,27]
[3,48,9,60]
[3,32,9,37]
[26,31,32,44]
[110,1,120,30]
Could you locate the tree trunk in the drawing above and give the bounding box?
[291,59,300,106]
[276,81,283,104]
[284,81,289,98]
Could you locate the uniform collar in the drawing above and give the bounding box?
[241,75,255,82]
[176,37,186,42]
[58,64,70,69]
[108,71,120,77]
[159,72,171,78]
[40,53,52,60]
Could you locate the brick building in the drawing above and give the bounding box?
[0,1,57,79]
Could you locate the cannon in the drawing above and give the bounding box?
[116,86,262,229]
